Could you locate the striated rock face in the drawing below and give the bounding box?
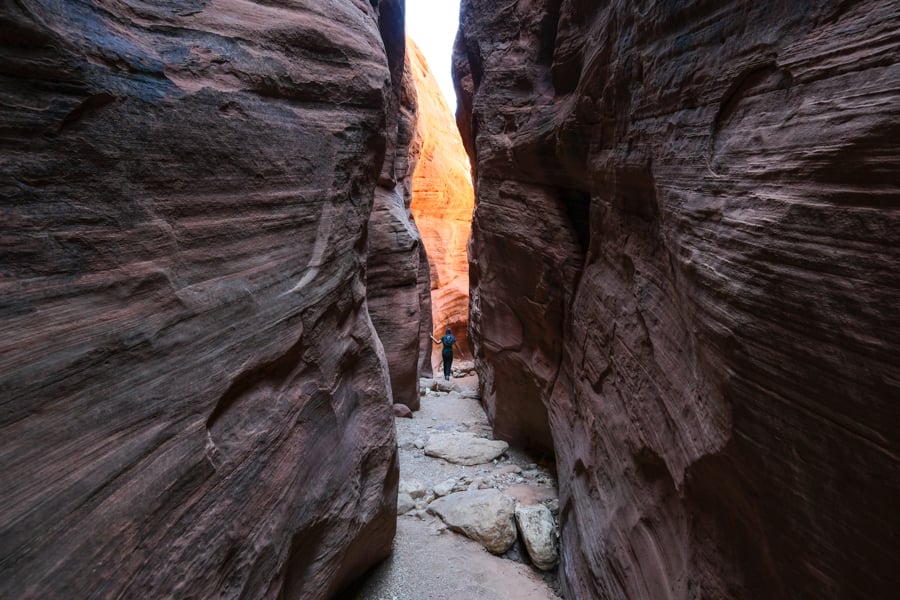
[455,1,900,599]
[408,38,475,357]
[366,13,431,411]
[0,1,405,598]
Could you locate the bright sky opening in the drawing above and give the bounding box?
[406,0,461,112]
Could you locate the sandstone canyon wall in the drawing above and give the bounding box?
[455,1,900,598]
[366,12,432,411]
[0,1,407,598]
[408,38,475,358]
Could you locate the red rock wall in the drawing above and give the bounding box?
[0,1,404,598]
[408,39,475,358]
[366,10,432,411]
[455,1,900,598]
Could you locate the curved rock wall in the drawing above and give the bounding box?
[0,1,404,598]
[366,9,432,411]
[408,38,475,357]
[455,1,900,598]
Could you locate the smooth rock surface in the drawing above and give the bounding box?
[515,504,559,571]
[456,0,900,598]
[427,489,517,554]
[0,2,404,599]
[425,432,509,465]
[408,38,475,356]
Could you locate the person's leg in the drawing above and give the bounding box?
[443,353,451,380]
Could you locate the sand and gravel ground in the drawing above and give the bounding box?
[349,374,562,600]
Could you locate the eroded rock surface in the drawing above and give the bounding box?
[408,38,475,355]
[367,23,432,412]
[0,1,405,598]
[455,1,900,598]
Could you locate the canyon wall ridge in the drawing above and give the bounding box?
[455,1,900,598]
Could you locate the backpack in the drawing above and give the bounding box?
[441,334,455,348]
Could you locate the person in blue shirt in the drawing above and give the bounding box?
[431,328,458,381]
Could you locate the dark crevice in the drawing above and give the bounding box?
[559,187,591,253]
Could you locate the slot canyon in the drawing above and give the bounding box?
[1,2,897,600]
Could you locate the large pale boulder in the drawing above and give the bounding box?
[427,489,517,554]
[0,1,405,599]
[456,0,900,598]
[425,432,509,465]
[514,504,558,571]
[408,38,475,356]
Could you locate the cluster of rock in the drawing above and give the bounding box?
[395,379,560,572]
[454,0,900,597]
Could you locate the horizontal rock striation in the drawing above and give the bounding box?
[408,38,475,357]
[366,13,431,411]
[455,1,900,598]
[0,1,404,598]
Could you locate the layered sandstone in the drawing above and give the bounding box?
[0,1,403,598]
[455,1,900,598]
[408,38,474,357]
[366,13,431,411]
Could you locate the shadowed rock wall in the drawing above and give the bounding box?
[0,1,405,598]
[366,9,432,411]
[408,38,475,359]
[455,1,900,598]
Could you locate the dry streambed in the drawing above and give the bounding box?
[351,371,562,599]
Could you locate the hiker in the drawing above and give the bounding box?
[431,328,457,381]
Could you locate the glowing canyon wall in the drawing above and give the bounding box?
[408,38,475,358]
[455,0,900,598]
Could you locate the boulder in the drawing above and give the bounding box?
[425,432,509,465]
[427,489,517,554]
[514,504,559,571]
[392,403,413,418]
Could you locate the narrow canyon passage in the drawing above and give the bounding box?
[351,368,561,599]
[1,1,897,600]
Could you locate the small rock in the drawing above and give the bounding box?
[397,493,415,515]
[392,403,413,418]
[545,498,560,515]
[433,478,457,497]
[413,438,425,449]
[515,503,558,570]
[399,479,426,499]
[493,464,523,476]
[427,489,517,554]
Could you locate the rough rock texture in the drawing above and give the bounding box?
[427,488,518,554]
[0,1,405,599]
[455,1,900,599]
[515,504,559,571]
[366,22,432,411]
[407,38,475,356]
